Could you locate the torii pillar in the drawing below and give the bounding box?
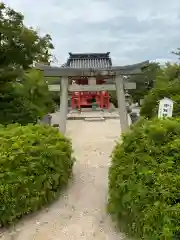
[59,77,69,134]
[115,75,129,132]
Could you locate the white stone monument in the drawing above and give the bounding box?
[158,97,174,118]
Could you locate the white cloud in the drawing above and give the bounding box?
[3,0,180,65]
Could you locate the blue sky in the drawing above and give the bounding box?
[4,0,180,65]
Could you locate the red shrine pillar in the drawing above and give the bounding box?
[107,92,110,109]
[78,92,81,110]
[100,92,104,108]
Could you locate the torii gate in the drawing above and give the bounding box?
[36,61,149,134]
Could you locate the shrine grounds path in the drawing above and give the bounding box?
[1,119,126,240]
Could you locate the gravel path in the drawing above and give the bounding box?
[1,120,125,240]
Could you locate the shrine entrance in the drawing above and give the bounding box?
[71,91,110,110]
[36,52,148,134]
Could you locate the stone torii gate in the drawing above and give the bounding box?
[36,61,148,134]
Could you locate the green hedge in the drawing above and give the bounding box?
[108,118,180,239]
[0,124,74,226]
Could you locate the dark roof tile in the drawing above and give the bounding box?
[64,52,112,69]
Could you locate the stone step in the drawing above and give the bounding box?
[84,117,105,121]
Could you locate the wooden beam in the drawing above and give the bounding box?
[48,83,136,92]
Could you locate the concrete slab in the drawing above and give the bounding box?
[50,110,132,126]
[84,117,105,121]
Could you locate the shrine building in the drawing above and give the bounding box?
[63,52,112,110]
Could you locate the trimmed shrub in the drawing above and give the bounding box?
[108,118,180,240]
[0,124,74,226]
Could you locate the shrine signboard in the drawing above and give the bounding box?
[158,97,174,118]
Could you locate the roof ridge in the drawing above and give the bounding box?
[69,52,110,58]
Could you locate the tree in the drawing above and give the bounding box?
[0,69,55,125]
[128,62,160,104]
[16,69,55,115]
[155,62,180,87]
[0,3,55,124]
[172,48,180,60]
[0,2,54,71]
[0,83,40,125]
[140,63,180,119]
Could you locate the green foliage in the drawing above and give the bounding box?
[108,118,180,239]
[0,3,55,124]
[0,69,55,125]
[109,63,160,106]
[17,69,56,115]
[155,63,180,87]
[0,83,39,125]
[128,62,160,104]
[109,91,118,107]
[141,63,180,119]
[172,48,180,60]
[0,2,54,70]
[0,95,39,125]
[0,124,74,226]
[51,91,60,107]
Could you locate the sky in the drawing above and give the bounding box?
[3,0,180,65]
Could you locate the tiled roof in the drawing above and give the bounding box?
[64,52,112,69]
